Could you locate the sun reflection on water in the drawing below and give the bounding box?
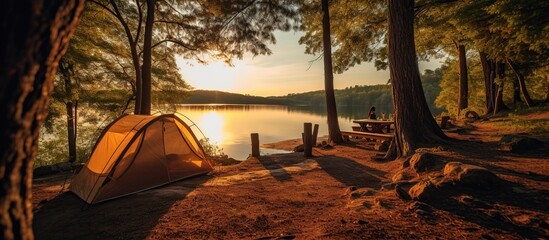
[198,111,224,144]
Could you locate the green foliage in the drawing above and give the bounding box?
[435,56,548,117]
[299,0,388,72]
[199,138,225,158]
[273,69,443,115]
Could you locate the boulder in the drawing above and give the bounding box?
[392,168,416,182]
[443,162,503,189]
[408,180,439,202]
[410,152,440,173]
[394,184,411,200]
[499,135,545,153]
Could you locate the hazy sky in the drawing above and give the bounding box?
[177,31,442,97]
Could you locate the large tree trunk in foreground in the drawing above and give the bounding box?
[506,58,534,107]
[0,1,84,239]
[321,0,342,144]
[386,0,447,158]
[139,0,155,115]
[456,44,468,116]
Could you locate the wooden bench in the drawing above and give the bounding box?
[341,131,394,141]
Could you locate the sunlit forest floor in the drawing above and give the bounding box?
[33,110,549,239]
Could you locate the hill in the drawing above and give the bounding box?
[182,90,296,105]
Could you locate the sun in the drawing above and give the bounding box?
[177,56,245,92]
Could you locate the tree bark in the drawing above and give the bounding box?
[494,61,508,113]
[546,70,549,102]
[387,0,447,158]
[321,0,343,143]
[65,102,77,163]
[506,58,534,107]
[512,77,521,104]
[479,52,494,114]
[0,0,84,239]
[457,44,468,116]
[140,0,155,115]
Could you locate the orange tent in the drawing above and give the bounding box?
[70,114,212,204]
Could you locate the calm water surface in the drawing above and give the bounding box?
[177,104,381,160]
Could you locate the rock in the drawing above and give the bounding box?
[499,135,545,153]
[392,168,416,182]
[409,152,440,173]
[408,180,439,202]
[293,144,304,152]
[349,189,375,199]
[443,162,504,189]
[394,184,411,200]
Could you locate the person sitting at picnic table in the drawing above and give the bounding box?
[368,106,377,120]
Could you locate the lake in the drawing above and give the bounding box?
[177,104,388,160]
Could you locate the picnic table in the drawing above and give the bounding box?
[352,119,394,134]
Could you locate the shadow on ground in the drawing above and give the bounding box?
[33,175,211,240]
[315,156,386,188]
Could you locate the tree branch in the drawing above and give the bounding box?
[135,0,143,45]
[139,39,197,57]
[89,0,117,17]
[219,0,258,33]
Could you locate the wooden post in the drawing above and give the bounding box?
[304,123,313,157]
[441,116,450,129]
[251,133,260,157]
[312,124,319,146]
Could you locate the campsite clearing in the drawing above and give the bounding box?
[33,112,549,239]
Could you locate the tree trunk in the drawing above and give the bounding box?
[506,58,534,107]
[65,103,77,162]
[61,66,77,163]
[494,61,508,113]
[387,0,447,158]
[546,71,549,102]
[0,1,84,239]
[321,0,343,143]
[104,0,143,115]
[59,61,77,163]
[512,77,521,104]
[457,44,468,116]
[140,0,155,115]
[479,52,494,114]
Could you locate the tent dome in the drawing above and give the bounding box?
[70,114,212,204]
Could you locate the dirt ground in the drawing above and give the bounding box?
[32,112,549,239]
